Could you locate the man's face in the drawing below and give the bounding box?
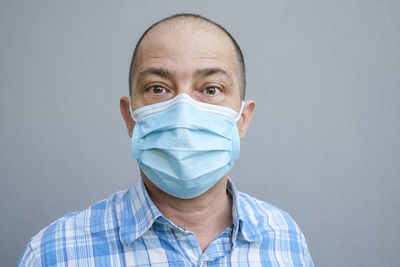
[130,23,242,113]
[120,21,255,196]
[121,22,254,140]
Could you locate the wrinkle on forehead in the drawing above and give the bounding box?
[132,19,242,102]
[129,15,246,100]
[137,21,236,64]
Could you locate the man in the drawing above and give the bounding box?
[19,14,313,266]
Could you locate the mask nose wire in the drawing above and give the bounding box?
[130,95,244,122]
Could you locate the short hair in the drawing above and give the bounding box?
[128,13,246,100]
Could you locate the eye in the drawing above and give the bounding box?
[204,86,220,96]
[147,85,166,95]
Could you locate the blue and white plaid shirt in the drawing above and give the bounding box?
[19,179,313,266]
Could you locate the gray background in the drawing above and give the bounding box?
[1,0,399,266]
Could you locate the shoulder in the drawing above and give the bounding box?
[237,190,302,232]
[236,191,313,265]
[19,188,130,266]
[36,188,129,240]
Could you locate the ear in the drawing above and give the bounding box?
[237,100,255,139]
[120,96,135,137]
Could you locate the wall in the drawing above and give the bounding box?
[1,1,399,266]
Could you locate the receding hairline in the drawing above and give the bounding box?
[129,13,246,99]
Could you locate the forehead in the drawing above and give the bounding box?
[135,22,237,73]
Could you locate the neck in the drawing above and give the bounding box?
[141,172,233,252]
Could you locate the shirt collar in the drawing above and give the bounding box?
[120,178,262,246]
[228,178,262,244]
[119,178,162,246]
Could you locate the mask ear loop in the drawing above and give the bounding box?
[235,101,245,122]
[129,96,137,122]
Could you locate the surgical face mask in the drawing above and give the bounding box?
[130,94,243,199]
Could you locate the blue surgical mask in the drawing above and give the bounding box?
[130,94,243,199]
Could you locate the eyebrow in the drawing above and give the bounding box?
[135,67,175,87]
[194,68,233,84]
[135,67,233,87]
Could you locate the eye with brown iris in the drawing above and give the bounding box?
[149,86,165,94]
[205,87,219,95]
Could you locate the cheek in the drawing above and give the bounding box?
[143,93,174,105]
[192,91,225,105]
[130,93,145,110]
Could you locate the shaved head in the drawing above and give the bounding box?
[129,13,246,100]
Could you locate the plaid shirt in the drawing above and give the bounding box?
[19,179,313,266]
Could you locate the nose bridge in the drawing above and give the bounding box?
[175,80,194,97]
[173,66,196,99]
